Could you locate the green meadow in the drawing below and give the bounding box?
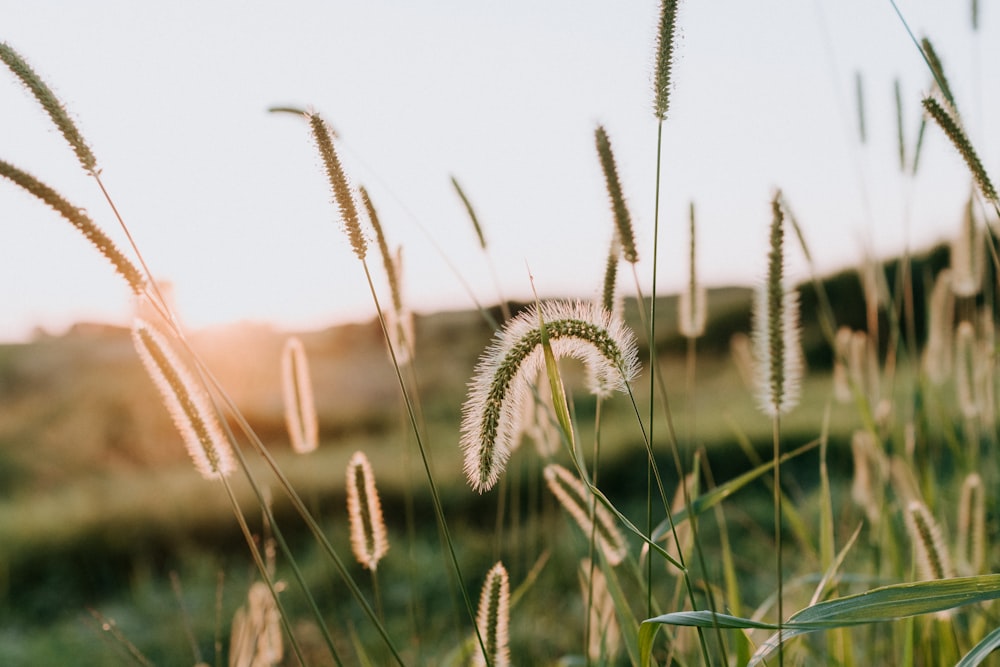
[3,2,1000,665]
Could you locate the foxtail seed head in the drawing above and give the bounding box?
[653,0,679,120]
[544,463,627,566]
[474,562,511,667]
[922,96,998,203]
[957,473,985,576]
[923,269,955,384]
[132,319,234,479]
[678,202,706,338]
[951,190,984,297]
[229,581,283,667]
[0,160,145,294]
[346,451,389,571]
[955,321,979,419]
[904,500,956,583]
[306,112,367,260]
[0,42,98,174]
[595,126,638,264]
[281,337,318,454]
[579,559,620,662]
[461,301,639,492]
[600,233,623,318]
[752,194,803,416]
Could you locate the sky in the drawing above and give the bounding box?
[0,1,995,342]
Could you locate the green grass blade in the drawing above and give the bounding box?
[650,439,818,541]
[957,625,1000,667]
[641,576,1000,666]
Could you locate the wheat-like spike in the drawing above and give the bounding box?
[544,464,627,566]
[0,42,98,174]
[679,201,707,338]
[653,0,679,120]
[306,113,367,260]
[752,193,803,416]
[600,232,622,318]
[594,125,638,264]
[132,319,233,479]
[0,160,145,294]
[920,38,956,110]
[923,269,955,384]
[474,562,511,667]
[579,558,620,662]
[855,71,867,144]
[281,337,318,454]
[461,301,638,492]
[923,96,998,203]
[951,190,984,297]
[345,451,389,571]
[956,473,985,576]
[451,175,487,251]
[905,500,956,588]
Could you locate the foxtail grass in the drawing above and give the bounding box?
[922,96,998,204]
[460,300,639,493]
[594,125,638,264]
[0,160,145,295]
[346,451,389,572]
[132,319,234,480]
[281,336,319,454]
[474,562,511,667]
[0,42,98,174]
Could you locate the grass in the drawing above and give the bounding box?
[3,2,1000,664]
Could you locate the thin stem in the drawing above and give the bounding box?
[773,413,784,667]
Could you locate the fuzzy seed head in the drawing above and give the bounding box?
[924,269,955,384]
[461,301,639,493]
[905,500,956,584]
[595,125,638,263]
[579,559,620,662]
[474,562,511,667]
[922,96,998,203]
[679,202,706,338]
[951,192,984,297]
[132,319,234,479]
[307,112,367,259]
[957,473,985,576]
[281,337,319,454]
[544,464,627,566]
[0,42,98,174]
[0,160,145,294]
[955,321,979,419]
[751,195,803,416]
[346,451,389,571]
[600,233,623,318]
[653,0,679,120]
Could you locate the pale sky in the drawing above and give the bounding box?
[0,1,994,341]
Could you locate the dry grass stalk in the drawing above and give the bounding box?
[281,337,319,454]
[132,319,234,479]
[346,451,389,571]
[544,464,627,566]
[461,301,639,492]
[474,562,510,667]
